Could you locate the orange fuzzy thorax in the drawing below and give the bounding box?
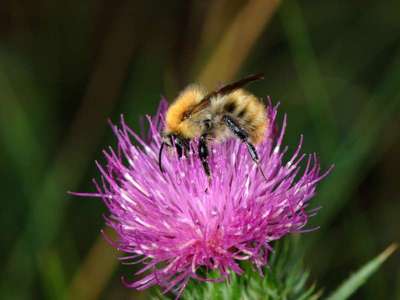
[165,85,205,138]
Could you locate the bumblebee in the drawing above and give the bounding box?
[158,73,268,178]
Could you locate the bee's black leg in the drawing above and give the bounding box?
[175,136,190,158]
[223,115,267,180]
[223,115,253,156]
[175,143,183,158]
[182,138,190,157]
[199,134,211,178]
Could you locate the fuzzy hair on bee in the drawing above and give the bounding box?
[158,73,268,179]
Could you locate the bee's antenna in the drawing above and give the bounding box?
[158,141,166,173]
[257,163,268,182]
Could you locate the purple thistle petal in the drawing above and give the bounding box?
[73,98,331,296]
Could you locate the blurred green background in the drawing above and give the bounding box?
[0,0,399,299]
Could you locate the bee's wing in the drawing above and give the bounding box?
[187,73,264,118]
[211,72,264,97]
[186,98,211,117]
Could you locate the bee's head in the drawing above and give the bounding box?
[158,132,190,173]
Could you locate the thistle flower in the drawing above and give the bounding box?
[77,98,330,297]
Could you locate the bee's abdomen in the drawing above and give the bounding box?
[222,90,267,144]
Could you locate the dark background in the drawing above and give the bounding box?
[0,0,399,299]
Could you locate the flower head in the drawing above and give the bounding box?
[80,98,330,296]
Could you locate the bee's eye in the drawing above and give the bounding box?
[172,136,183,158]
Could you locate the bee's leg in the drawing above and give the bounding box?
[198,134,211,178]
[223,115,257,160]
[175,142,184,158]
[182,138,190,157]
[223,115,267,180]
[175,136,190,158]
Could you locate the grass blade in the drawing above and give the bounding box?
[326,243,398,300]
[198,0,281,89]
